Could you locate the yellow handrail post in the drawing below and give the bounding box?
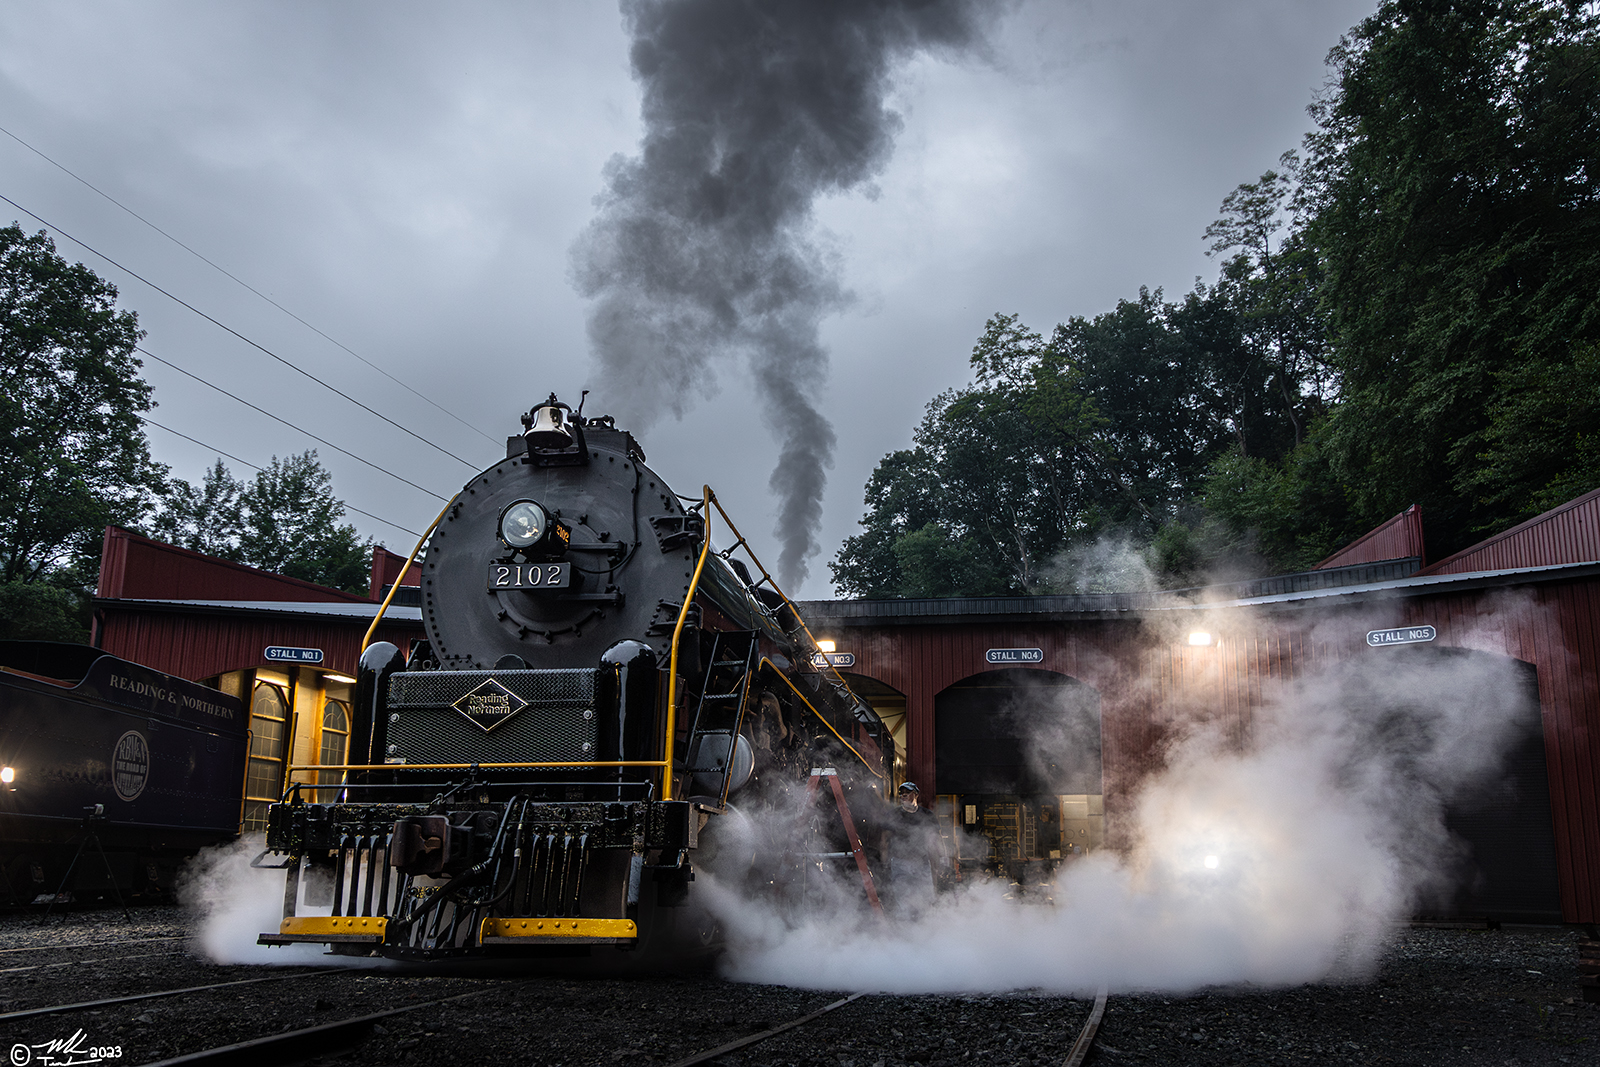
[705,495,889,793]
[663,487,714,802]
[361,494,458,655]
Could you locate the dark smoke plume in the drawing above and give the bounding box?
[573,0,1001,587]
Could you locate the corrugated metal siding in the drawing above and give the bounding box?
[1422,489,1600,575]
[824,576,1600,922]
[97,607,422,681]
[1316,504,1427,569]
[98,527,371,603]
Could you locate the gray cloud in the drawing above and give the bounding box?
[572,0,1004,588]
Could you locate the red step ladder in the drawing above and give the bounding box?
[797,767,884,916]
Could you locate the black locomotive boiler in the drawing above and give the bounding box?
[0,641,248,904]
[257,396,893,964]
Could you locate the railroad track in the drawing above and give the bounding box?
[2,928,1113,1066]
[0,968,341,1023]
[59,981,1110,1067]
[0,935,187,955]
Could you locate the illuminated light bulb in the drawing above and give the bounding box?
[816,640,836,653]
[1188,632,1213,646]
[0,766,13,783]
[1204,855,1220,869]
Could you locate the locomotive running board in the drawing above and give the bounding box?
[479,917,637,945]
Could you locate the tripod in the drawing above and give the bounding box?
[45,805,132,922]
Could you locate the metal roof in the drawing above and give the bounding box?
[797,559,1600,624]
[94,598,423,623]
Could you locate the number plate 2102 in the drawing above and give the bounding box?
[488,562,571,589]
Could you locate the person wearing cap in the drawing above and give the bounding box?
[883,781,943,910]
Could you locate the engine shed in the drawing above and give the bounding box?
[798,492,1600,926]
[85,491,1600,924]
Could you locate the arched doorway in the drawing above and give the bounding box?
[1341,644,1561,923]
[837,672,908,784]
[934,669,1103,882]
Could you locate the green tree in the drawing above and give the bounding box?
[1198,153,1334,457]
[154,451,374,595]
[0,224,165,585]
[1302,0,1600,553]
[149,458,243,557]
[0,224,165,640]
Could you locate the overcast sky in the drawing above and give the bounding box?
[1,0,1376,599]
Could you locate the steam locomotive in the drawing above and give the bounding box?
[257,396,894,964]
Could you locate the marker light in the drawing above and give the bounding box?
[1204,855,1220,869]
[1188,632,1213,646]
[1,766,14,784]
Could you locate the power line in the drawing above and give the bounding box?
[140,416,425,539]
[138,345,450,503]
[0,191,484,470]
[0,123,503,449]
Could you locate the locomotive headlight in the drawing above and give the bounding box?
[499,500,548,549]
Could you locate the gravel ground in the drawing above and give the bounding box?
[1,907,1595,1066]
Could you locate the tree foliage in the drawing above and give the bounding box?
[0,224,164,585]
[1303,0,1600,550]
[836,0,1600,598]
[152,451,374,595]
[832,283,1320,596]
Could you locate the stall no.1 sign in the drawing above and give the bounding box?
[264,646,324,664]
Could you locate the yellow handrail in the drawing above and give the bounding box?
[662,486,714,802]
[707,494,857,695]
[361,494,459,654]
[705,494,888,790]
[759,657,883,779]
[289,760,669,772]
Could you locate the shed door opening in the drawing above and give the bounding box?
[934,669,1103,881]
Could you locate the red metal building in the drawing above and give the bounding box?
[88,494,1600,922]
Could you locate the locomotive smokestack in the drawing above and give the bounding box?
[572,0,1002,588]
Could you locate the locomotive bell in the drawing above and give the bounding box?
[525,400,574,449]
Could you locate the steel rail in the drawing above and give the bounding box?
[663,991,870,1067]
[0,935,187,955]
[1061,986,1109,1067]
[133,987,498,1067]
[0,949,185,975]
[0,969,341,1023]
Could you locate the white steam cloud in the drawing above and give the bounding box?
[179,834,384,968]
[705,650,1535,993]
